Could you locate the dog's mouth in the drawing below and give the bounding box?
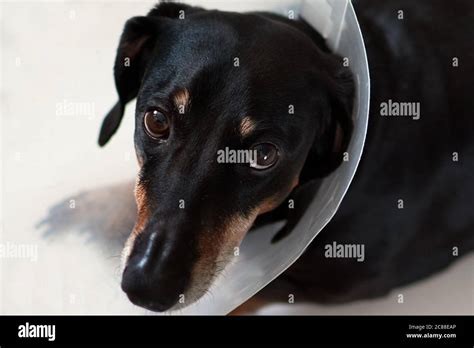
[173,213,259,311]
[119,182,259,312]
[120,215,258,312]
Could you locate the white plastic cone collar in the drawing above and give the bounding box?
[173,0,370,314]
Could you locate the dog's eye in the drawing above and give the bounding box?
[250,143,279,170]
[144,109,170,139]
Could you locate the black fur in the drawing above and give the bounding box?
[99,0,474,311]
[259,0,474,303]
[100,2,352,311]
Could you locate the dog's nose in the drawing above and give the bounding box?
[121,263,179,312]
[120,228,194,312]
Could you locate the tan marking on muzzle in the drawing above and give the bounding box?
[121,177,150,271]
[173,88,190,113]
[258,196,282,215]
[181,177,301,306]
[179,211,258,308]
[259,175,299,215]
[291,175,299,191]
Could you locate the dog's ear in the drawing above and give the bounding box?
[300,61,354,181]
[98,16,160,146]
[99,3,204,146]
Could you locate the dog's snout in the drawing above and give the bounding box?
[121,263,179,312]
[121,225,195,312]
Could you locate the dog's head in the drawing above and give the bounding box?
[99,3,353,312]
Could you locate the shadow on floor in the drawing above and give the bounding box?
[36,180,137,253]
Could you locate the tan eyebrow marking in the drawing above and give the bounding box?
[173,88,190,113]
[239,116,256,137]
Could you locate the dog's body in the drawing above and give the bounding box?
[99,1,474,311]
[259,0,474,303]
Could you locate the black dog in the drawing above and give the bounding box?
[99,1,474,312]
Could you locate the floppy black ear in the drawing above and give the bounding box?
[99,3,205,146]
[300,60,354,181]
[98,16,160,146]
